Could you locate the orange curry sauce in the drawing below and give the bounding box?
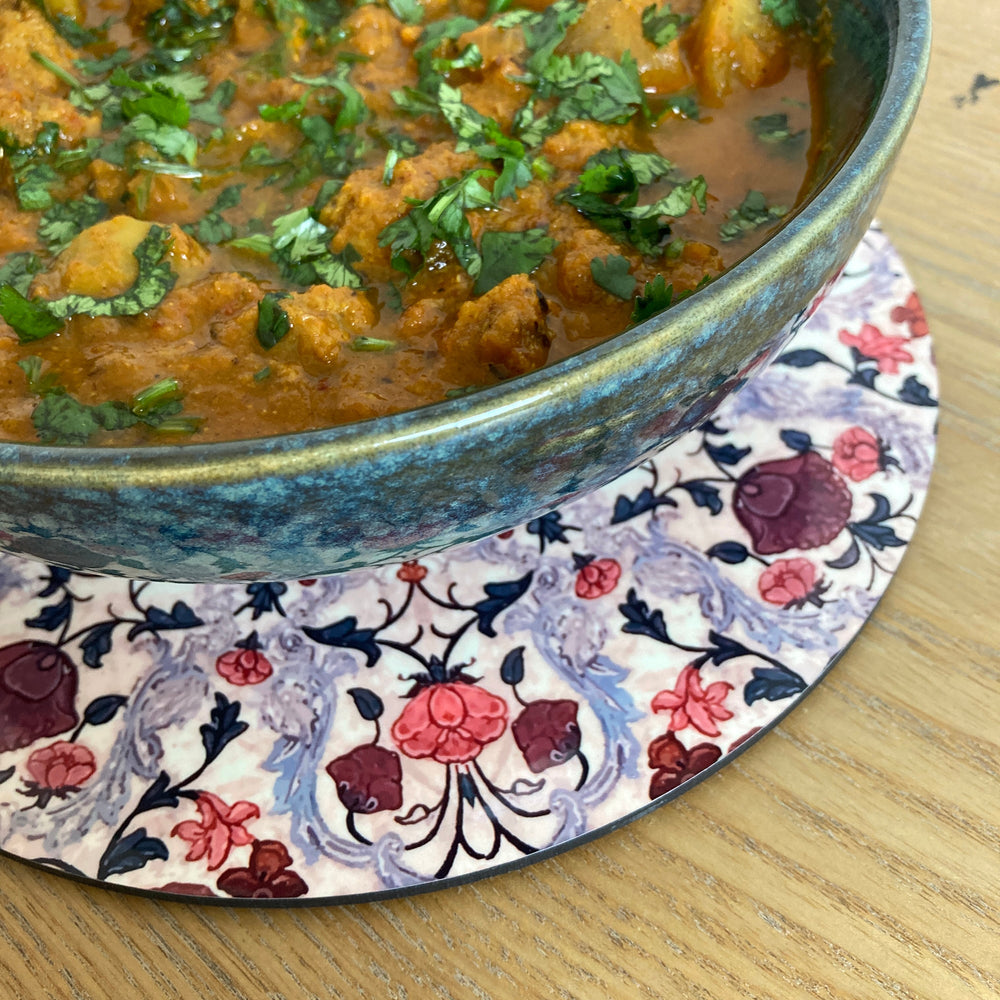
[0,0,818,444]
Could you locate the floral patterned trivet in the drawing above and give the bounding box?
[0,225,937,905]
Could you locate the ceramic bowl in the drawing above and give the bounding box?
[0,0,930,583]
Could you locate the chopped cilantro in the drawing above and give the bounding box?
[0,287,64,342]
[379,169,496,279]
[350,336,396,352]
[641,4,692,46]
[190,184,245,244]
[719,190,788,242]
[760,0,802,29]
[662,90,699,120]
[146,0,236,52]
[560,149,707,255]
[590,255,636,299]
[38,197,110,255]
[630,274,676,324]
[0,253,44,296]
[750,112,805,146]
[256,293,291,350]
[230,210,365,288]
[121,113,198,164]
[388,0,424,24]
[475,229,557,295]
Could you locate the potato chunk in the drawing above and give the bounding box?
[689,0,791,100]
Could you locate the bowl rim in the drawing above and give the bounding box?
[0,0,932,489]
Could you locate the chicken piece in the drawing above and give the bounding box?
[0,1,100,145]
[33,217,208,299]
[278,284,378,374]
[440,274,551,378]
[688,0,791,101]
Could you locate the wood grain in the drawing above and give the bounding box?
[1,2,997,997]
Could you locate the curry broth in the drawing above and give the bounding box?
[0,0,820,444]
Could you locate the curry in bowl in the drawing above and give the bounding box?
[1,0,821,445]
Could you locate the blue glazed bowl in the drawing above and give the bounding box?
[0,0,930,583]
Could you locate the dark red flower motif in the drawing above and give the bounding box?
[0,641,78,752]
[831,426,883,482]
[298,579,318,587]
[574,555,621,599]
[838,323,914,374]
[890,291,929,338]
[391,681,507,764]
[511,699,581,773]
[758,558,820,607]
[497,529,515,540]
[156,882,216,897]
[396,560,428,583]
[215,640,273,687]
[647,732,722,799]
[26,741,96,790]
[325,744,403,813]
[733,451,852,554]
[216,840,308,899]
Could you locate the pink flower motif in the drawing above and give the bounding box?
[831,426,882,482]
[890,291,929,338]
[215,647,273,686]
[758,558,818,606]
[26,741,96,789]
[391,682,508,764]
[171,792,260,870]
[838,323,914,374]
[651,665,734,737]
[396,560,428,583]
[574,556,621,599]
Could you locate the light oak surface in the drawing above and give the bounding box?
[1,2,997,998]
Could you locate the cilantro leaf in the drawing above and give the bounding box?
[38,197,110,255]
[122,113,198,164]
[0,286,64,342]
[388,0,424,24]
[379,170,496,279]
[0,253,44,296]
[641,3,692,46]
[256,293,291,350]
[475,229,556,295]
[630,274,676,323]
[719,190,788,242]
[590,254,636,299]
[30,394,134,445]
[750,112,806,146]
[146,0,236,52]
[760,0,802,29]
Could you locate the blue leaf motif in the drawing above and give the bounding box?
[775,348,829,368]
[458,772,477,806]
[348,688,384,721]
[826,536,860,569]
[500,646,525,686]
[201,693,248,762]
[898,375,938,407]
[861,493,893,524]
[242,582,288,619]
[25,596,72,633]
[705,442,751,466]
[848,366,879,389]
[136,771,179,813]
[679,481,724,515]
[699,419,729,435]
[303,616,381,666]
[619,589,669,643]
[779,429,812,453]
[98,828,169,879]
[474,572,533,637]
[83,694,128,727]
[611,486,677,524]
[850,522,906,551]
[705,631,750,666]
[126,601,204,640]
[38,566,72,598]
[706,541,749,564]
[79,621,117,668]
[526,511,577,550]
[744,666,807,706]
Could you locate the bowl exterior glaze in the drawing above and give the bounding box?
[0,0,931,583]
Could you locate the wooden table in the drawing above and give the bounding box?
[1,2,997,997]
